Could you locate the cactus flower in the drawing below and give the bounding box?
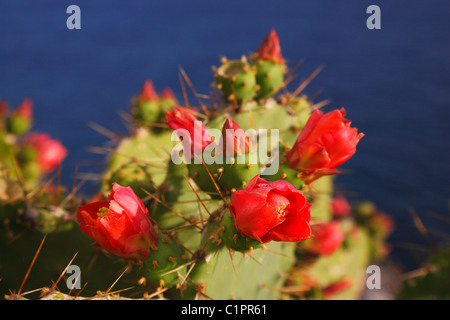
[304,221,345,256]
[24,132,67,173]
[287,108,364,183]
[166,107,214,158]
[220,118,251,157]
[76,183,158,260]
[230,175,311,243]
[252,29,283,64]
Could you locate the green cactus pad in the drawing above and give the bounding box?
[252,59,285,99]
[189,241,296,300]
[6,115,32,136]
[187,162,223,200]
[139,233,188,287]
[131,100,161,127]
[215,60,257,104]
[219,153,261,193]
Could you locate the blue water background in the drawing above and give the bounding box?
[1,0,449,271]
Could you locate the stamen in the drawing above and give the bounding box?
[97,206,109,218]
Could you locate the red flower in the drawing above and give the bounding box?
[25,132,67,173]
[230,175,311,243]
[287,108,364,183]
[76,183,158,260]
[304,221,345,256]
[220,118,252,157]
[252,29,283,64]
[331,196,351,217]
[166,107,214,158]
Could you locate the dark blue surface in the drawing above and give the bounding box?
[1,0,449,270]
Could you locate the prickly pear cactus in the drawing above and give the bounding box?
[1,30,397,301]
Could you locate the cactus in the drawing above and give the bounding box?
[214,58,257,105]
[0,30,400,302]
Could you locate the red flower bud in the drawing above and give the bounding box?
[160,87,176,101]
[331,196,351,217]
[304,221,345,256]
[166,107,214,157]
[252,29,284,64]
[24,132,67,173]
[76,183,158,260]
[137,80,158,101]
[287,108,364,183]
[0,100,8,117]
[323,278,352,299]
[16,98,33,120]
[230,175,311,243]
[220,118,251,157]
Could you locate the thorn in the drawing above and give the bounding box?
[106,265,130,294]
[18,234,47,296]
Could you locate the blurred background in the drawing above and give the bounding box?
[0,0,448,274]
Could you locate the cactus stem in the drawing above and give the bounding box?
[183,174,212,217]
[142,189,202,230]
